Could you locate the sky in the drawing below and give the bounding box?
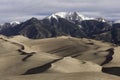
[0,0,120,23]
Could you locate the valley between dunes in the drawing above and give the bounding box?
[0,35,120,80]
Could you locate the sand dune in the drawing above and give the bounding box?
[21,36,115,65]
[47,57,101,73]
[0,35,120,79]
[0,35,59,76]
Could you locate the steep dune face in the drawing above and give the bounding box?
[0,35,120,79]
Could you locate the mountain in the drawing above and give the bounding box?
[0,23,12,31]
[0,21,20,30]
[111,23,120,44]
[0,21,20,36]
[42,12,112,41]
[0,12,120,44]
[0,18,52,39]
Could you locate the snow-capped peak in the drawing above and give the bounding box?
[10,21,20,25]
[47,12,95,21]
[10,21,20,26]
[65,12,95,21]
[97,17,106,22]
[54,12,67,18]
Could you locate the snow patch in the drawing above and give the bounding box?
[10,21,20,25]
[47,12,95,21]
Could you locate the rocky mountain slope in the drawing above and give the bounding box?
[0,12,120,44]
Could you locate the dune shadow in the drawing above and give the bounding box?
[22,58,62,75]
[22,62,52,75]
[101,48,114,65]
[22,52,36,61]
[102,67,120,76]
[85,42,94,45]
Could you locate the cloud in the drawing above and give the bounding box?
[0,0,119,23]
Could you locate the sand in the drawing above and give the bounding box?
[0,35,120,80]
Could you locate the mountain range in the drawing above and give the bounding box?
[0,12,120,44]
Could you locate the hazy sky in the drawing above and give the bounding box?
[0,0,120,23]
